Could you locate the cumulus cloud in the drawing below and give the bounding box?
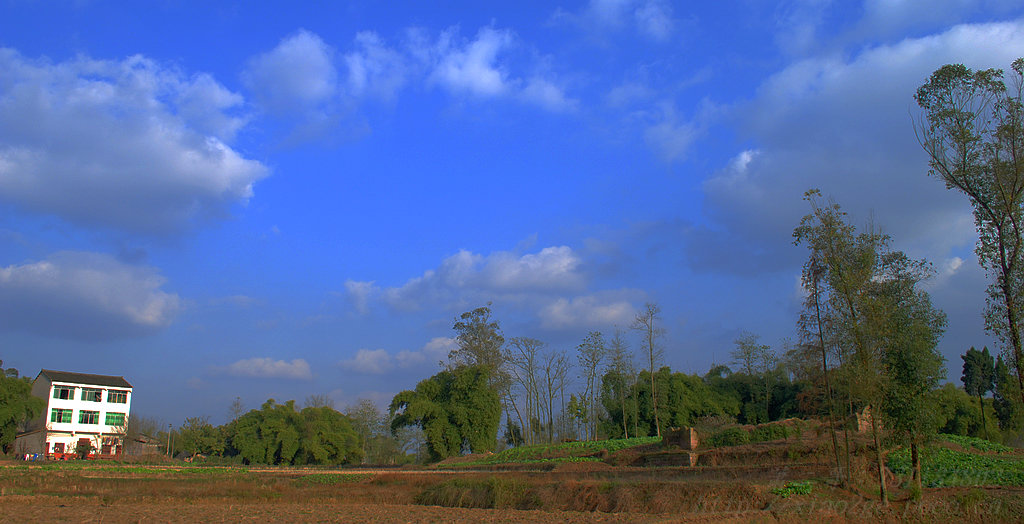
[424,26,577,111]
[344,31,409,100]
[340,338,455,375]
[221,357,313,380]
[539,293,637,330]
[340,349,393,374]
[553,0,677,42]
[0,251,180,341]
[0,50,268,235]
[348,246,585,311]
[692,19,1024,276]
[395,337,456,368]
[243,30,338,116]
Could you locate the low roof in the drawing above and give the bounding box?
[38,369,132,388]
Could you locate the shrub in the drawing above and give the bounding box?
[705,427,749,448]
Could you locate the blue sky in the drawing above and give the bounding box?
[2,1,1023,425]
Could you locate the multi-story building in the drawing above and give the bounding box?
[15,369,133,458]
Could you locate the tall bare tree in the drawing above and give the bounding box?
[631,303,665,437]
[577,331,607,441]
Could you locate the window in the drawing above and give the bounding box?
[107,390,128,404]
[50,408,72,423]
[78,410,99,424]
[52,385,75,400]
[105,412,126,426]
[81,388,102,402]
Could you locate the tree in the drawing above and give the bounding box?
[576,331,608,441]
[916,59,1024,405]
[227,399,361,465]
[178,416,224,459]
[0,361,44,453]
[450,305,506,373]
[962,347,996,440]
[228,397,246,422]
[389,365,501,461]
[993,355,1022,430]
[631,303,665,437]
[606,330,635,439]
[504,337,544,445]
[793,190,945,504]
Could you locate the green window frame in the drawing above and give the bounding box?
[78,410,99,424]
[107,390,128,403]
[81,388,102,402]
[50,408,72,423]
[52,386,75,400]
[105,412,126,426]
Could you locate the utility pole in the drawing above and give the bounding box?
[167,424,172,458]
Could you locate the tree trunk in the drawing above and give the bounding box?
[869,405,888,505]
[911,440,922,494]
[978,393,989,440]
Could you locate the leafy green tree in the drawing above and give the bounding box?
[0,361,44,453]
[794,190,946,504]
[962,347,996,439]
[875,264,947,494]
[389,365,500,461]
[993,355,1022,430]
[916,58,1024,405]
[227,399,361,465]
[178,416,224,458]
[450,305,505,373]
[296,405,361,465]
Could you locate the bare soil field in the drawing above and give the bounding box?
[2,460,1022,523]
[3,432,1023,523]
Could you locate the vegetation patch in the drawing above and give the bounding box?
[939,434,1013,453]
[294,473,373,485]
[770,480,813,497]
[887,446,1024,487]
[440,436,659,467]
[414,477,540,509]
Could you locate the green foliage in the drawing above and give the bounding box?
[887,446,1024,487]
[294,473,372,485]
[939,433,1012,453]
[225,399,361,465]
[770,480,813,497]
[447,436,659,467]
[0,363,45,453]
[390,364,501,461]
[916,58,1024,404]
[704,427,749,447]
[178,416,224,458]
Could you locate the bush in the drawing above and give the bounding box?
[705,427,749,448]
[750,424,791,443]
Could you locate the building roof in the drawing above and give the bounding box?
[38,369,132,388]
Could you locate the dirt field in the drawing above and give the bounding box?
[2,459,1023,523]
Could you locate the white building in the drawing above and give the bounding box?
[15,370,133,458]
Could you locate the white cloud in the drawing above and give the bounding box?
[395,337,456,368]
[368,246,585,311]
[694,19,1024,275]
[430,26,514,97]
[344,31,409,100]
[424,26,576,111]
[553,0,677,41]
[344,280,376,314]
[644,101,700,162]
[0,251,180,340]
[222,357,313,380]
[0,49,269,235]
[243,30,338,115]
[539,293,637,330]
[340,348,394,374]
